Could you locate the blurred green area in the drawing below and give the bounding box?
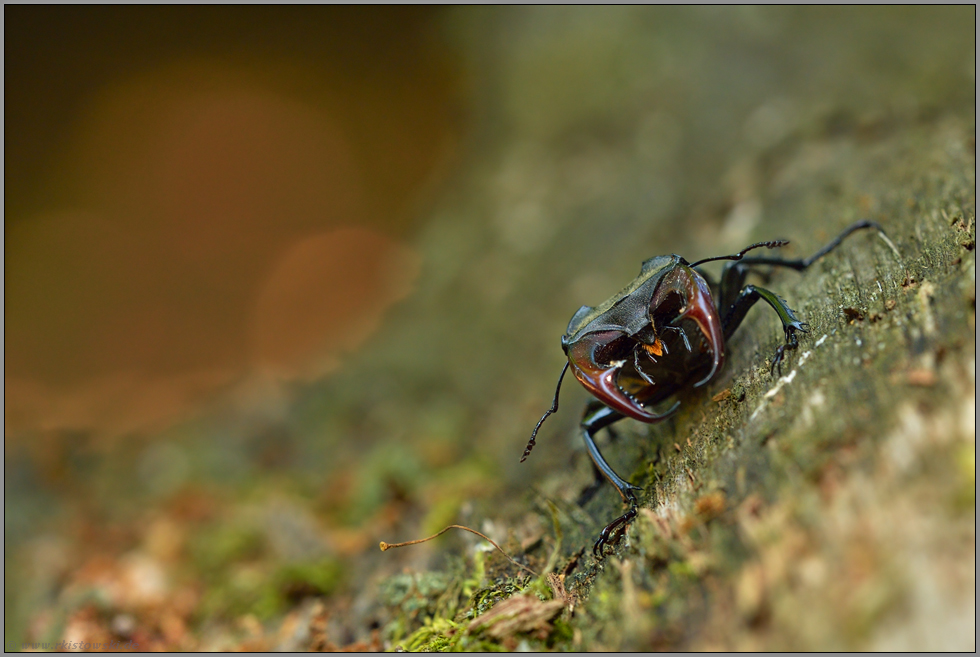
[4,6,975,651]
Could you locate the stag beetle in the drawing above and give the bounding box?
[521,220,888,557]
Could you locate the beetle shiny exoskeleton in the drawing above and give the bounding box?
[522,220,890,557]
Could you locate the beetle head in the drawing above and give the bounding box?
[563,260,723,422]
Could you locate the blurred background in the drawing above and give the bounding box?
[4,6,975,650]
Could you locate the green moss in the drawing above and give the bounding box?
[275,558,343,599]
[548,618,575,648]
[189,523,266,574]
[379,542,563,652]
[189,520,343,622]
[346,444,426,525]
[667,559,697,581]
[379,571,451,617]
[401,617,464,652]
[196,563,282,621]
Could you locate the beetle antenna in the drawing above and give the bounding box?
[689,240,789,268]
[521,362,569,462]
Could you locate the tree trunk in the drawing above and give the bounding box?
[382,7,975,651]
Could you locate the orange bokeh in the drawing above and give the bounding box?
[6,57,451,439]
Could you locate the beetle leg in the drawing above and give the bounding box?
[721,285,809,374]
[715,221,894,372]
[579,401,647,557]
[593,497,638,557]
[576,423,620,507]
[735,221,890,271]
[661,324,692,352]
[633,349,652,379]
[716,222,890,318]
[581,402,635,498]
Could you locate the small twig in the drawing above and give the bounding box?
[380,524,539,577]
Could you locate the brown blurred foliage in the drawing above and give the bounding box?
[5,7,461,439]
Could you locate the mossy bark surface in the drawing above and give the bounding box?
[375,7,976,651]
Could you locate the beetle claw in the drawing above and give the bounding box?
[593,491,639,558]
[651,267,725,387]
[567,330,683,422]
[770,346,787,376]
[770,323,806,376]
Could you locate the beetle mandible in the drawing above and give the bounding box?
[521,220,889,557]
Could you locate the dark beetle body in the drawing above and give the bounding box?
[522,221,887,557]
[563,255,722,422]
